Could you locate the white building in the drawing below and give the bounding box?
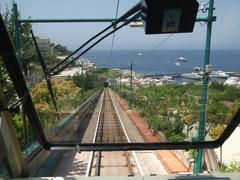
[55,67,84,77]
[56,56,68,61]
[215,127,240,165]
[35,37,53,52]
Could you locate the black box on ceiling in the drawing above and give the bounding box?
[141,0,199,34]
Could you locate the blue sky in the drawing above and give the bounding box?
[0,0,240,50]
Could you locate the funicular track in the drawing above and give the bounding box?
[86,88,139,176]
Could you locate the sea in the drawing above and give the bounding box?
[84,49,240,75]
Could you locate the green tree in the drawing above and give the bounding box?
[31,79,81,129]
[209,124,225,139]
[54,44,71,55]
[225,100,240,124]
[0,60,16,102]
[72,73,96,91]
[178,96,199,138]
[4,3,36,77]
[222,162,240,172]
[206,100,228,133]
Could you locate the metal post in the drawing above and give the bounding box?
[0,14,50,149]
[17,17,209,24]
[13,3,21,66]
[195,0,214,173]
[81,61,84,77]
[129,61,133,110]
[220,146,222,171]
[0,83,26,177]
[119,72,122,94]
[13,4,28,146]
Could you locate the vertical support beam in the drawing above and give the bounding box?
[0,14,50,149]
[220,146,222,171]
[13,3,21,66]
[0,83,26,177]
[81,61,84,77]
[195,0,214,173]
[22,107,27,145]
[119,72,122,94]
[129,61,133,110]
[13,4,28,150]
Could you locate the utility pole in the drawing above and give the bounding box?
[81,60,84,77]
[119,72,122,93]
[13,3,28,150]
[195,0,215,173]
[129,61,133,110]
[13,3,21,66]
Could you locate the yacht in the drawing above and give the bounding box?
[160,75,174,84]
[224,76,240,86]
[210,70,229,78]
[181,72,202,80]
[162,75,173,80]
[176,57,187,62]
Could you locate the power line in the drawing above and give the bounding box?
[110,0,120,65]
[152,34,174,50]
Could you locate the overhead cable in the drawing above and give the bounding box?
[31,30,58,112]
[49,1,141,74]
[109,0,120,64]
[152,34,174,50]
[52,12,141,75]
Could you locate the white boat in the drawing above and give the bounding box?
[162,75,173,80]
[224,76,240,86]
[194,66,201,72]
[177,57,187,62]
[160,75,174,84]
[210,70,229,78]
[181,72,202,80]
[175,62,181,66]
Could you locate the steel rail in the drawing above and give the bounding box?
[85,90,105,176]
[86,88,136,176]
[106,89,134,176]
[95,90,106,176]
[109,89,144,176]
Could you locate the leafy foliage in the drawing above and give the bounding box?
[31,79,81,129]
[3,5,37,76]
[0,3,80,149]
[118,82,240,141]
[72,73,96,91]
[0,59,16,103]
[206,100,228,132]
[221,162,240,172]
[71,68,116,91]
[54,44,71,56]
[209,125,225,139]
[12,114,35,148]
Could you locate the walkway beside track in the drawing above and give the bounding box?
[51,93,105,176]
[112,90,189,174]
